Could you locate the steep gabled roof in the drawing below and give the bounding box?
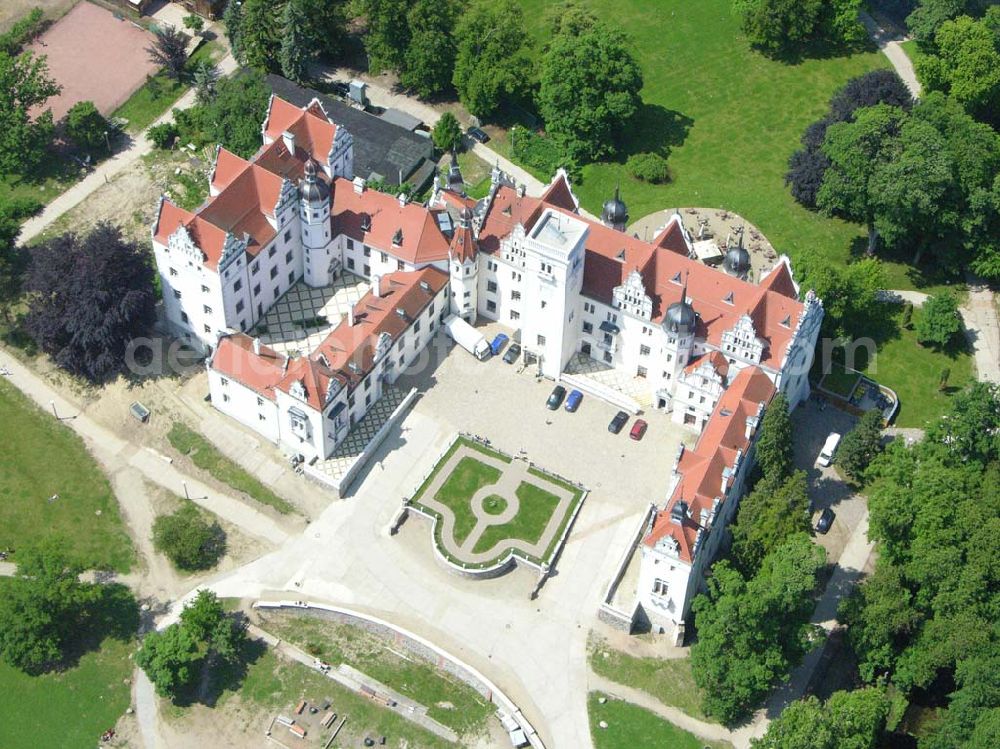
[262,95,338,165]
[210,334,286,400]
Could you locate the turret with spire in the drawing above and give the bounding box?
[601,185,629,231]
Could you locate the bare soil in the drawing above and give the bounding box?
[0,0,77,34]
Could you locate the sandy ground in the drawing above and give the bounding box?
[0,0,76,33]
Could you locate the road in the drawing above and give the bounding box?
[859,12,921,98]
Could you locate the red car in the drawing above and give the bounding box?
[629,419,648,441]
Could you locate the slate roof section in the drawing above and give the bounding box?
[265,74,434,189]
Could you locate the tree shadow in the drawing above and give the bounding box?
[171,622,267,709]
[615,102,694,160]
[55,583,140,673]
[765,37,878,66]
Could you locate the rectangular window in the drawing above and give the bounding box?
[204,324,212,334]
[380,252,388,262]
[222,393,230,403]
[537,334,546,346]
[487,300,497,313]
[653,578,668,596]
[268,246,277,258]
[288,270,294,284]
[603,351,613,364]
[256,397,264,407]
[510,310,520,321]
[169,267,178,277]
[233,279,242,292]
[251,262,259,276]
[414,320,421,333]
[640,344,651,356]
[270,267,278,279]
[173,290,182,300]
[487,281,497,293]
[363,264,370,276]
[346,239,354,250]
[285,250,293,263]
[583,321,593,334]
[201,284,209,293]
[363,246,371,257]
[203,305,212,314]
[253,283,261,297]
[511,290,521,301]
[637,365,647,378]
[397,260,404,271]
[236,300,244,313]
[347,257,355,269]
[284,229,292,243]
[463,291,471,298]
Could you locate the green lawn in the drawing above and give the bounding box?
[0,636,134,749]
[113,41,221,133]
[0,379,133,571]
[472,480,561,553]
[819,362,862,398]
[265,612,494,737]
[856,303,974,428]
[590,644,711,722]
[505,1,959,289]
[166,421,295,514]
[588,693,732,749]
[234,649,461,749]
[433,455,502,544]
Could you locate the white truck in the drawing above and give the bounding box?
[444,315,491,360]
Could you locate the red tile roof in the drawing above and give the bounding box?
[263,95,338,165]
[684,350,730,379]
[199,161,284,258]
[540,172,579,212]
[331,179,451,265]
[449,220,477,264]
[643,366,776,563]
[210,334,286,400]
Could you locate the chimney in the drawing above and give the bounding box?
[282,130,295,154]
[517,183,526,198]
[372,274,382,298]
[252,337,261,356]
[398,193,407,207]
[353,176,366,194]
[347,307,354,326]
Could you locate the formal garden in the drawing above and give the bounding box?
[406,436,585,571]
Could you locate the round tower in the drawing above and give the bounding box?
[449,208,479,323]
[299,159,333,287]
[663,272,696,380]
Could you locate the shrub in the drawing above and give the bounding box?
[152,503,225,571]
[626,152,670,183]
[511,126,580,181]
[148,122,180,149]
[916,292,962,349]
[0,8,45,55]
[65,101,109,154]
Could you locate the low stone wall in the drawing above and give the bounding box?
[595,503,655,634]
[253,600,545,749]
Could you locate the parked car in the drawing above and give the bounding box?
[630,419,648,441]
[816,432,842,467]
[608,410,629,434]
[328,81,350,98]
[546,385,566,410]
[490,333,509,356]
[503,342,522,364]
[467,126,490,144]
[564,389,583,413]
[816,507,835,534]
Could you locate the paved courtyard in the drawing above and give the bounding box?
[258,273,369,355]
[564,351,652,407]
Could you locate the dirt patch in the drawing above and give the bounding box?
[0,0,77,34]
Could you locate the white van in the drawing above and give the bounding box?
[817,432,841,467]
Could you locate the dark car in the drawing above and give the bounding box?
[564,389,583,413]
[608,410,629,434]
[816,507,835,534]
[503,342,522,364]
[328,81,350,98]
[546,385,566,410]
[467,126,490,144]
[630,419,648,441]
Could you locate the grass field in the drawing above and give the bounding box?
[0,636,133,749]
[820,362,862,398]
[433,455,503,544]
[472,480,561,553]
[234,649,461,748]
[590,644,710,722]
[113,41,220,133]
[588,693,732,749]
[166,421,295,514]
[0,379,133,571]
[858,304,974,428]
[501,1,963,291]
[265,612,494,737]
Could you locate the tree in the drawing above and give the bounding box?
[64,100,108,154]
[801,257,885,341]
[752,688,889,749]
[837,409,884,483]
[755,393,794,481]
[192,60,220,104]
[22,223,157,383]
[153,504,225,571]
[918,10,1000,125]
[180,590,245,662]
[537,16,643,162]
[431,112,462,152]
[916,291,963,348]
[399,0,462,98]
[279,0,312,83]
[175,70,271,159]
[0,541,96,672]
[296,0,348,60]
[239,0,279,71]
[732,471,812,576]
[359,0,410,73]
[732,0,825,57]
[907,0,977,50]
[146,25,189,81]
[135,624,201,698]
[452,0,530,119]
[0,197,38,320]
[0,50,61,175]
[183,13,205,34]
[927,382,1000,464]
[223,0,244,63]
[691,533,825,724]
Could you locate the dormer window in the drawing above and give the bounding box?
[393,228,403,246]
[723,291,734,305]
[616,249,626,261]
[671,272,682,283]
[361,215,371,232]
[780,315,791,327]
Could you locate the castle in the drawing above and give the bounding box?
[151,96,823,633]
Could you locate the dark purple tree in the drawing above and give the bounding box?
[23,222,156,382]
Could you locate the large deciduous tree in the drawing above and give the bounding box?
[431,112,462,153]
[359,0,410,74]
[64,100,109,154]
[135,624,201,698]
[0,50,60,175]
[399,0,463,99]
[731,471,812,576]
[23,223,157,383]
[915,291,963,349]
[691,533,826,724]
[537,15,643,162]
[836,408,885,483]
[751,688,889,749]
[452,0,530,119]
[152,504,225,571]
